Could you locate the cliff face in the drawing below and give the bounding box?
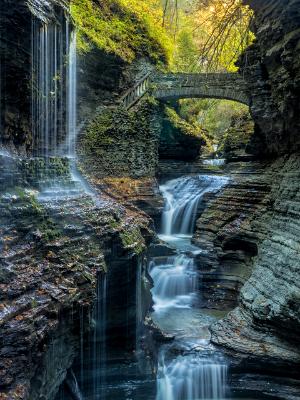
[0,0,69,154]
[78,100,161,179]
[194,0,300,374]
[241,0,300,156]
[0,155,153,400]
[206,156,300,371]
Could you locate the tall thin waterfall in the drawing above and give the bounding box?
[66,30,77,158]
[91,274,107,399]
[32,19,63,156]
[32,18,77,157]
[160,175,229,236]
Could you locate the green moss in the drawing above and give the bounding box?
[70,0,173,65]
[81,99,157,155]
[165,106,213,152]
[218,112,254,156]
[7,192,63,242]
[120,226,145,255]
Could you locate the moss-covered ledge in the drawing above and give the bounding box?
[78,98,161,179]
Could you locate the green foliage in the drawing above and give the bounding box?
[165,106,213,152]
[178,98,251,145]
[70,0,173,65]
[120,225,145,254]
[171,29,199,72]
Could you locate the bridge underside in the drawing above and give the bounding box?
[154,87,249,106]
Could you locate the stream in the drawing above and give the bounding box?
[58,173,234,400]
[151,174,229,400]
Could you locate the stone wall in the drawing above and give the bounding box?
[0,154,71,191]
[78,100,161,179]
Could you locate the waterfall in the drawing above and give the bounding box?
[160,175,229,236]
[65,369,84,400]
[152,174,230,400]
[203,159,225,167]
[32,19,62,156]
[136,259,143,352]
[150,255,197,311]
[91,274,107,399]
[31,18,77,158]
[156,351,227,400]
[66,30,77,158]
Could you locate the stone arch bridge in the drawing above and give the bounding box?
[120,72,249,109]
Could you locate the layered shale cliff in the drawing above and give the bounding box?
[241,0,300,156]
[0,154,154,400]
[194,0,300,375]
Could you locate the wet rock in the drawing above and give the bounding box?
[0,175,154,399]
[240,0,300,156]
[194,157,300,374]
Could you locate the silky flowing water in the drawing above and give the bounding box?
[151,174,230,400]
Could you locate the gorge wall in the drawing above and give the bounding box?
[1,0,300,398]
[241,0,300,156]
[193,0,300,376]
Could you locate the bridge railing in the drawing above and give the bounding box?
[119,72,152,109]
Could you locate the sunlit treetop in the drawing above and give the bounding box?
[185,0,254,71]
[161,0,254,72]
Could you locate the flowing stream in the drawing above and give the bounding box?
[151,174,230,400]
[160,175,228,236]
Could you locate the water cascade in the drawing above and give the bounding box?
[203,159,225,167]
[150,254,197,311]
[156,352,227,400]
[32,19,64,156]
[32,18,78,157]
[66,29,77,158]
[160,175,229,236]
[91,274,107,399]
[150,174,229,400]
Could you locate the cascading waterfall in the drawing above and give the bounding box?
[156,352,227,400]
[66,29,77,158]
[150,255,197,311]
[160,175,229,236]
[151,174,229,400]
[203,159,225,167]
[32,17,78,158]
[32,19,64,156]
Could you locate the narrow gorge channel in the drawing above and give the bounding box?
[152,174,229,400]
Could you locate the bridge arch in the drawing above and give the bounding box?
[152,73,249,106]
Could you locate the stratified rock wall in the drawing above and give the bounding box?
[195,157,300,371]
[241,0,300,156]
[0,154,154,400]
[196,0,300,374]
[78,100,161,179]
